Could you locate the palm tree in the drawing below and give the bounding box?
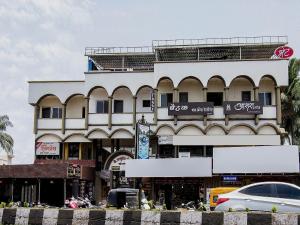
[0,115,13,154]
[282,58,300,145]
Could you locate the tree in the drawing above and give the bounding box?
[282,58,300,145]
[0,115,13,154]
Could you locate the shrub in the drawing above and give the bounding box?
[271,206,277,213]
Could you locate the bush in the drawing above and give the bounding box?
[271,206,277,213]
[0,202,6,208]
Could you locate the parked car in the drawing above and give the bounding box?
[209,187,238,211]
[107,188,150,209]
[215,182,300,213]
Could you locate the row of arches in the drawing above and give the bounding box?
[36,123,281,142]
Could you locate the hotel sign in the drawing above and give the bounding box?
[36,142,59,155]
[223,101,263,115]
[168,102,214,115]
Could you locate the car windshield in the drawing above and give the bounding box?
[239,184,274,197]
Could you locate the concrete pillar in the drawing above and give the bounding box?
[173,88,179,126]
[108,96,113,130]
[153,89,158,125]
[203,87,207,126]
[84,97,89,129]
[276,86,282,125]
[133,96,137,129]
[62,103,66,134]
[254,87,259,125]
[38,179,41,203]
[33,104,39,134]
[63,179,66,204]
[224,87,229,126]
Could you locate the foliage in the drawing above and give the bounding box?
[271,206,277,213]
[282,58,300,144]
[0,115,14,154]
[228,207,233,212]
[0,202,6,208]
[245,207,250,212]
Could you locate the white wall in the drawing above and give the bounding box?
[228,78,254,101]
[259,77,276,105]
[136,87,152,113]
[113,88,133,113]
[89,88,108,113]
[66,96,84,118]
[39,96,62,118]
[178,78,203,102]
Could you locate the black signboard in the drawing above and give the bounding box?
[223,101,263,115]
[168,102,214,115]
[67,164,81,178]
[150,91,155,112]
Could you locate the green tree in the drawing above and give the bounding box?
[0,115,13,153]
[282,58,300,144]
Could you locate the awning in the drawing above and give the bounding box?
[173,135,280,146]
[125,158,212,177]
[213,145,299,174]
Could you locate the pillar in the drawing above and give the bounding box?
[33,104,39,134]
[203,87,207,126]
[153,89,158,125]
[173,88,179,126]
[108,96,113,130]
[276,86,282,125]
[38,179,41,203]
[133,96,137,129]
[84,97,89,129]
[224,87,229,126]
[62,103,66,134]
[63,179,66,204]
[254,87,259,125]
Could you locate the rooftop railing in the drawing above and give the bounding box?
[85,46,153,55]
[152,36,288,48]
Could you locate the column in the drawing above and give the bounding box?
[203,87,207,126]
[38,179,41,203]
[33,104,39,134]
[173,88,179,126]
[63,179,66,205]
[153,89,158,125]
[253,87,259,125]
[276,86,282,125]
[224,87,229,126]
[84,97,89,129]
[132,96,137,129]
[108,96,113,130]
[62,103,66,134]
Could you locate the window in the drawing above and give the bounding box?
[159,145,174,158]
[161,93,173,107]
[276,184,300,199]
[114,100,124,113]
[240,184,274,197]
[259,92,272,106]
[68,143,79,160]
[179,92,189,103]
[82,107,85,118]
[207,92,223,106]
[41,107,62,118]
[242,91,251,101]
[96,100,108,113]
[142,100,151,108]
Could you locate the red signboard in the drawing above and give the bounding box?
[274,46,294,59]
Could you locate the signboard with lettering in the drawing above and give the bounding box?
[223,101,263,115]
[137,123,150,159]
[67,164,81,178]
[168,102,214,115]
[273,46,294,59]
[150,91,155,111]
[36,142,59,155]
[109,154,133,171]
[158,136,173,145]
[223,176,237,182]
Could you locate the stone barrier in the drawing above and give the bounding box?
[0,208,299,225]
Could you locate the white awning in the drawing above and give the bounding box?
[64,134,91,143]
[125,158,212,177]
[213,145,299,174]
[173,135,280,146]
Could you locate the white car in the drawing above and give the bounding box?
[215,182,300,213]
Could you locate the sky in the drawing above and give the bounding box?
[0,0,300,164]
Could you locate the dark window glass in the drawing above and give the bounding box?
[207,92,223,106]
[114,100,124,113]
[276,184,300,199]
[259,92,272,106]
[206,146,213,157]
[240,184,273,197]
[161,93,173,107]
[179,146,204,157]
[159,145,174,158]
[42,107,51,118]
[242,91,251,101]
[82,107,85,118]
[96,100,108,113]
[179,92,189,103]
[68,143,79,159]
[52,108,62,118]
[143,100,151,107]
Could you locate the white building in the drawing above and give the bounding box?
[28,36,299,207]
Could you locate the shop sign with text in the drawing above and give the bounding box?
[223,101,263,115]
[137,123,150,159]
[168,102,214,115]
[36,142,59,155]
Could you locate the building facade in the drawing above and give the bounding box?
[25,36,299,207]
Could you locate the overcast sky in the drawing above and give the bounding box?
[1,0,300,164]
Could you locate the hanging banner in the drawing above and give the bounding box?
[137,123,150,159]
[150,91,155,111]
[35,142,60,155]
[223,101,263,115]
[168,102,214,115]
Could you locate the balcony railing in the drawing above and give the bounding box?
[38,119,61,129]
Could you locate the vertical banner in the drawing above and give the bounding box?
[150,91,155,112]
[137,123,150,159]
